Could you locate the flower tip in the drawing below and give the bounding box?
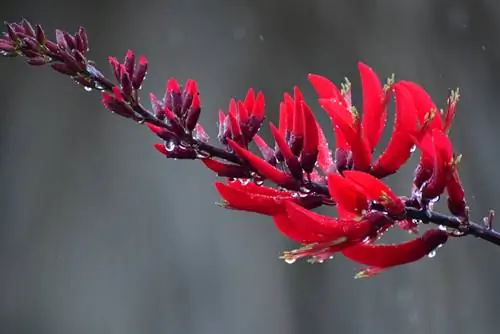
[167,78,180,93]
[139,55,147,65]
[153,143,168,156]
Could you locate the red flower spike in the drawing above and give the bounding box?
[399,81,443,131]
[343,170,406,216]
[358,62,386,151]
[132,55,148,90]
[269,122,303,180]
[316,122,335,174]
[327,173,368,217]
[253,134,276,164]
[201,159,251,178]
[300,102,320,173]
[243,88,255,113]
[446,166,467,218]
[278,209,392,263]
[343,229,448,279]
[308,74,346,107]
[319,99,372,171]
[123,49,135,76]
[371,84,418,178]
[227,139,299,189]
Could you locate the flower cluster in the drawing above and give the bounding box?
[2,19,498,278]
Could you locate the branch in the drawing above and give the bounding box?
[1,19,499,252]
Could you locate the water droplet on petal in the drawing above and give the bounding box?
[84,86,92,92]
[427,250,436,258]
[239,178,250,186]
[165,140,176,152]
[438,225,447,231]
[284,258,296,264]
[410,145,417,153]
[254,179,264,186]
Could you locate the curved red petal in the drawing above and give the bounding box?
[201,159,251,178]
[343,229,448,273]
[399,81,443,130]
[358,62,386,150]
[227,139,298,189]
[270,122,302,179]
[301,102,320,173]
[343,170,405,215]
[327,173,368,216]
[308,74,347,107]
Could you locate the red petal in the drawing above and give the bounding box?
[319,99,372,171]
[244,88,255,113]
[446,167,467,218]
[237,100,248,123]
[343,170,405,216]
[215,182,287,216]
[201,159,251,178]
[228,107,243,141]
[300,102,320,173]
[270,122,302,179]
[273,214,325,244]
[343,229,448,278]
[251,91,265,120]
[327,173,368,216]
[167,78,180,93]
[399,81,442,130]
[358,62,386,150]
[421,129,453,199]
[227,139,298,189]
[308,74,347,107]
[153,143,169,156]
[292,87,305,137]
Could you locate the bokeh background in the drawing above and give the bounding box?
[1,1,500,333]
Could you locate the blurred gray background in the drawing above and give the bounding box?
[1,0,500,333]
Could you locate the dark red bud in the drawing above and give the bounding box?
[51,63,76,76]
[132,55,147,89]
[26,56,46,66]
[77,27,88,51]
[35,25,45,45]
[186,94,201,132]
[120,71,133,97]
[21,19,35,37]
[123,49,135,76]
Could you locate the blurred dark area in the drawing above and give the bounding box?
[1,1,500,333]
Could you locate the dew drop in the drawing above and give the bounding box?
[196,151,210,159]
[438,225,447,231]
[254,179,264,186]
[427,250,436,258]
[284,258,296,264]
[84,86,92,92]
[239,178,250,186]
[165,140,176,152]
[410,145,417,153]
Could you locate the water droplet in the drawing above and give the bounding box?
[410,145,417,153]
[284,258,296,264]
[196,151,210,159]
[239,178,250,186]
[299,187,311,194]
[438,225,447,231]
[165,140,176,152]
[427,250,436,258]
[429,196,440,204]
[228,178,237,183]
[254,179,264,186]
[291,192,300,198]
[84,86,92,92]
